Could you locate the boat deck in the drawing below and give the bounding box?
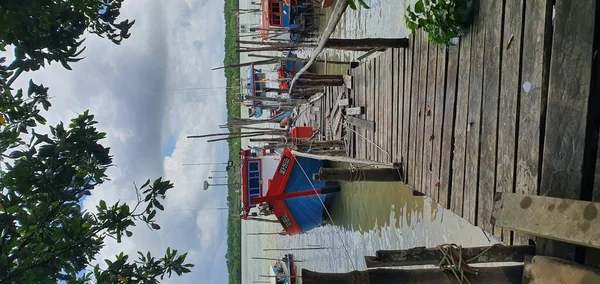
[296,0,600,260]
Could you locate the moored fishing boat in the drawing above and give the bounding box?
[251,148,339,235]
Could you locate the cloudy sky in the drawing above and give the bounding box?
[11,0,231,282]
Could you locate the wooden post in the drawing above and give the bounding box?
[301,266,524,284]
[365,245,535,268]
[252,257,304,262]
[313,167,402,182]
[326,38,409,49]
[299,78,345,87]
[248,53,357,65]
[243,95,307,105]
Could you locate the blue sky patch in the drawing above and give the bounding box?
[162,134,177,157]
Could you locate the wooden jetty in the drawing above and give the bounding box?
[296,0,600,263]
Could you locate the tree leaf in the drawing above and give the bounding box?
[8,151,25,159]
[414,0,425,13]
[99,200,107,210]
[126,230,133,237]
[153,199,164,211]
[150,223,161,230]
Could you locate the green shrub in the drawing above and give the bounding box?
[405,0,472,46]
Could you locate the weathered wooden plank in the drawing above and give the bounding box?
[451,29,472,217]
[478,0,503,236]
[439,42,459,210]
[496,0,524,244]
[370,245,535,267]
[492,193,600,249]
[346,107,364,116]
[347,71,355,157]
[431,47,446,205]
[384,49,393,163]
[422,44,437,198]
[375,54,383,163]
[408,32,422,185]
[395,49,405,164]
[346,116,375,131]
[339,98,351,107]
[343,74,352,89]
[358,63,367,159]
[415,31,429,192]
[523,256,600,284]
[538,0,595,260]
[391,49,399,163]
[513,0,552,246]
[352,65,362,158]
[402,35,414,179]
[464,0,485,225]
[366,60,375,160]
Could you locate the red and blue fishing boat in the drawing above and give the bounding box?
[260,0,313,41]
[251,148,339,235]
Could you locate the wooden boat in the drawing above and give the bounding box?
[251,148,339,235]
[269,254,296,284]
[260,0,315,41]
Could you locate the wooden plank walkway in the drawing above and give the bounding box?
[296,0,600,253]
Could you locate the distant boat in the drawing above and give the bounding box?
[269,254,296,284]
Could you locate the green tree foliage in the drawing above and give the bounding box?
[0,0,135,84]
[223,0,242,282]
[0,1,194,283]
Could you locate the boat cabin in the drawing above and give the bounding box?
[239,148,280,219]
[259,0,311,40]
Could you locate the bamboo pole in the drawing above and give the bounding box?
[263,247,328,251]
[243,95,307,105]
[248,53,356,65]
[313,167,403,182]
[252,257,304,262]
[247,232,285,236]
[207,132,283,142]
[211,59,277,70]
[187,131,282,139]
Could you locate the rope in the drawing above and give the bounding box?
[343,120,391,161]
[436,243,502,284]
[292,153,358,271]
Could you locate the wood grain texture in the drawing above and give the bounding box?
[415,31,429,192]
[429,47,446,204]
[366,60,375,160]
[439,44,460,209]
[512,0,553,245]
[496,0,524,244]
[402,36,414,179]
[408,32,422,186]
[478,0,503,236]
[391,49,399,163]
[422,44,437,198]
[464,0,485,225]
[398,49,406,165]
[451,29,473,217]
[538,0,595,260]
